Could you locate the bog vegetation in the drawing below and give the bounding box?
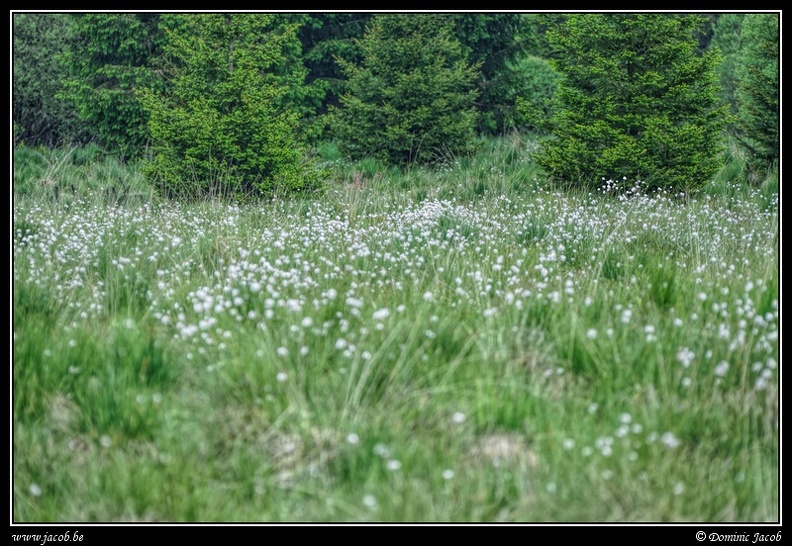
[13,13,778,522]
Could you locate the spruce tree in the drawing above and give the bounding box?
[733,13,779,177]
[13,14,87,148]
[333,14,480,166]
[537,14,728,193]
[140,14,323,200]
[60,14,163,158]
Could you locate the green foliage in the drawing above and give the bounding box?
[60,14,164,159]
[13,14,88,148]
[711,14,745,116]
[537,14,728,193]
[296,13,371,136]
[511,56,560,134]
[140,14,324,200]
[333,15,480,166]
[451,14,536,134]
[733,14,779,178]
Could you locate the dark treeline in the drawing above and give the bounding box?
[12,12,779,199]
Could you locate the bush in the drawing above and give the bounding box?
[537,14,728,193]
[512,56,560,134]
[332,14,480,166]
[140,14,324,200]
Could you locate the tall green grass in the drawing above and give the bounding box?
[13,136,778,522]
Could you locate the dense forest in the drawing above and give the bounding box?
[13,13,779,197]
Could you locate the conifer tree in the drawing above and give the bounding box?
[140,14,322,200]
[333,15,480,166]
[733,13,779,177]
[538,14,728,193]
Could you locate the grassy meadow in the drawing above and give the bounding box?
[12,136,779,522]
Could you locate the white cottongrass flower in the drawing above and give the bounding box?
[442,469,455,480]
[372,308,390,321]
[277,346,289,357]
[714,361,729,377]
[346,433,360,445]
[29,483,42,497]
[423,291,434,302]
[451,411,466,424]
[386,460,402,471]
[586,328,598,340]
[676,347,695,368]
[276,371,288,383]
[661,431,680,449]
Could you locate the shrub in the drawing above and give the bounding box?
[512,55,560,134]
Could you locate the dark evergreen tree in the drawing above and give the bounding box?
[733,13,779,177]
[139,14,323,200]
[13,14,88,148]
[711,14,745,116]
[452,14,536,134]
[537,14,728,193]
[333,14,480,166]
[60,14,164,159]
[297,14,371,114]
